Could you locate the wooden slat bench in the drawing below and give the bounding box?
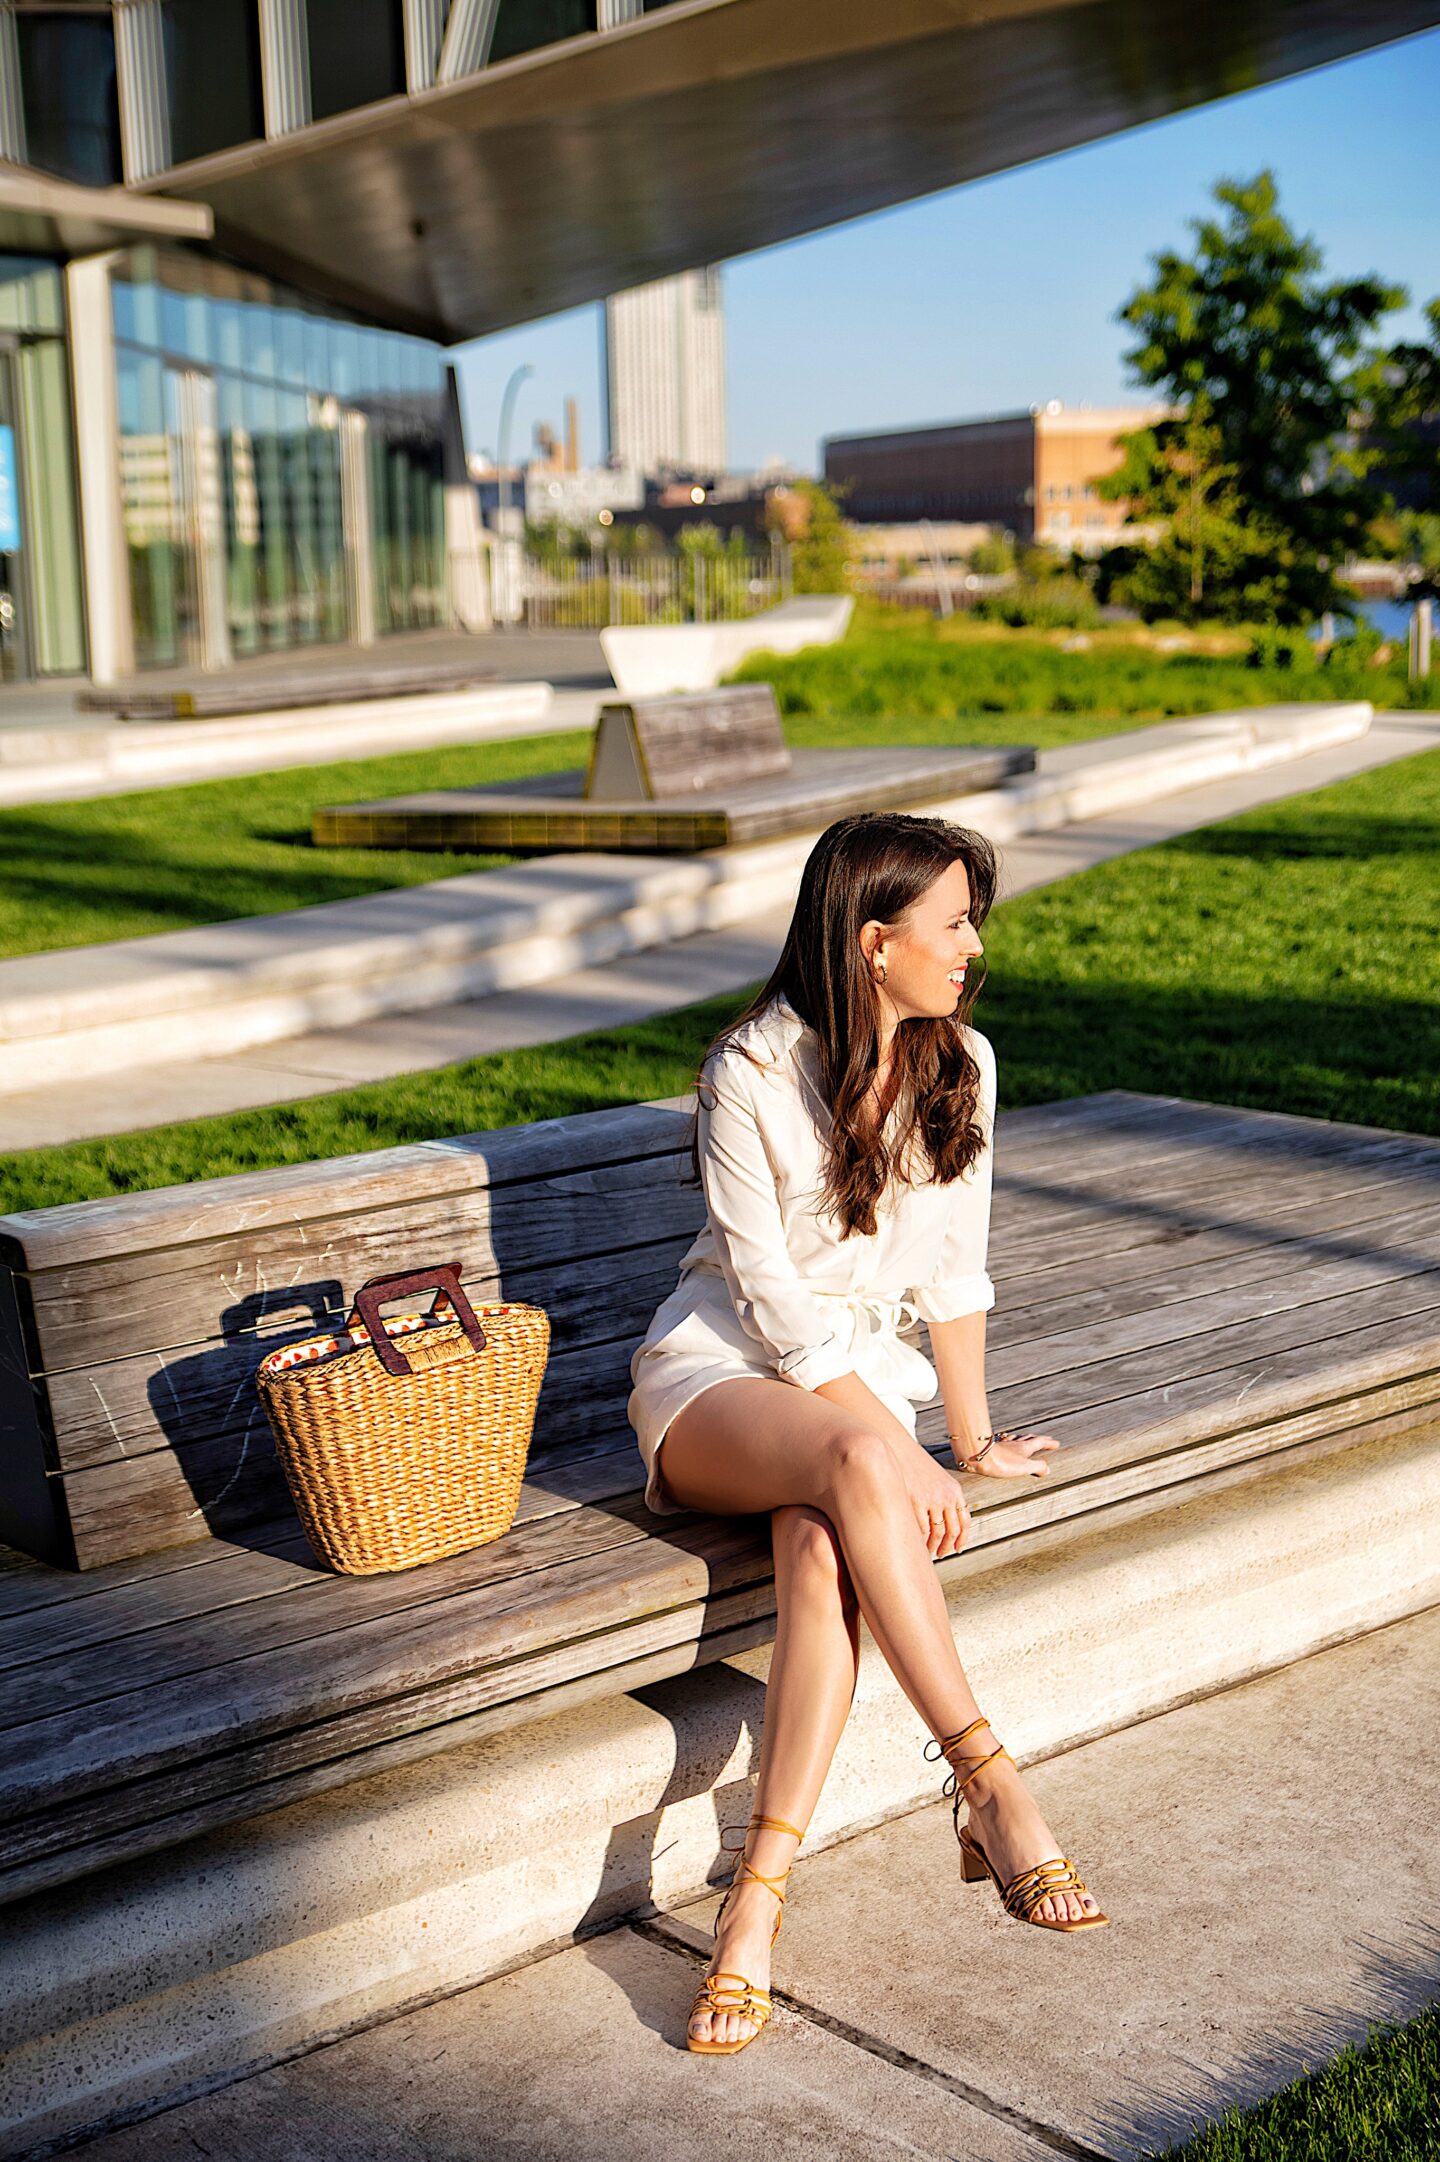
[313,681,1034,852]
[2,1090,1438,1908]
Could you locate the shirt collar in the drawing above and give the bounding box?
[727,992,810,1068]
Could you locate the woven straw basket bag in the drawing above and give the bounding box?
[256,1262,550,1575]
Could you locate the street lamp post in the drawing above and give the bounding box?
[494,363,534,626]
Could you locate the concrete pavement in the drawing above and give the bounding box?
[2,704,1434,1153]
[63,1601,1440,2162]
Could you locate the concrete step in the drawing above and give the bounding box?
[0,700,1366,1089]
[0,702,1372,1100]
[3,1415,1436,2157]
[0,680,572,807]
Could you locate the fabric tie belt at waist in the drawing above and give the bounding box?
[811,1286,937,1402]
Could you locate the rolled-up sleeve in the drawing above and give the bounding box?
[910,1030,997,1324]
[695,1059,859,1391]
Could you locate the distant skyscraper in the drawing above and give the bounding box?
[604,267,727,475]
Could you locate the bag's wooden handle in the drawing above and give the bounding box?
[348,1262,489,1378]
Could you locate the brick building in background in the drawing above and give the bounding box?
[824,401,1173,549]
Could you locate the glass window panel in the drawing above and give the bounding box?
[243,301,279,383]
[111,275,137,346]
[116,349,181,670]
[16,336,86,672]
[246,379,291,648]
[489,0,596,65]
[277,308,308,387]
[331,323,363,399]
[0,257,64,337]
[306,0,405,120]
[304,314,335,390]
[213,299,246,375]
[163,0,264,165]
[16,12,122,186]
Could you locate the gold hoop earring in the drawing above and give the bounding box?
[873,952,887,985]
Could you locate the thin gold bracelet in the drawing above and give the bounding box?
[949,1430,1011,1469]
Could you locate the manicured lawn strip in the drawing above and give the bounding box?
[737,619,1437,742]
[3,746,1434,1211]
[1148,2000,1439,2160]
[0,728,591,961]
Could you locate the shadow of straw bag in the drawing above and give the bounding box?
[255,1262,550,1575]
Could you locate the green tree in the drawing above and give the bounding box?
[968,529,1015,577]
[1108,170,1406,622]
[1372,296,1440,514]
[772,480,855,594]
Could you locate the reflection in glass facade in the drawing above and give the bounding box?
[15,9,122,186]
[163,0,265,167]
[112,248,449,671]
[0,258,85,678]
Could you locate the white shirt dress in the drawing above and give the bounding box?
[628,994,997,1515]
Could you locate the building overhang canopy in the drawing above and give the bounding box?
[0,160,211,257]
[141,0,1440,344]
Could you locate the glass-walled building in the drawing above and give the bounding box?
[0,255,85,680]
[111,248,448,673]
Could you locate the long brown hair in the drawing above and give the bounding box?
[698,812,998,1238]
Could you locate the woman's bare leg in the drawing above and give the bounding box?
[690,1504,861,2048]
[661,1378,1098,1928]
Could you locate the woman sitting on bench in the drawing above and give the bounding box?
[629,810,1107,2059]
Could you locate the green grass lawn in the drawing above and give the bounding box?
[4,744,1435,1212]
[1149,2000,1439,2161]
[739,608,1439,742]
[0,728,591,962]
[8,615,1433,967]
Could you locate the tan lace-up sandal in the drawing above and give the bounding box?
[925,1715,1109,1934]
[687,1812,803,2055]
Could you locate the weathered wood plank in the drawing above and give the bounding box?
[987,1205,1440,1391]
[46,1173,1440,1494]
[0,1608,780,1909]
[0,1498,662,1757]
[52,1330,650,1567]
[6,1396,1435,1905]
[43,1242,691,1472]
[595,685,791,799]
[0,1099,697,1270]
[20,1160,703,1376]
[0,1506,764,1821]
[992,1169,1440,1322]
[22,1103,1431,1382]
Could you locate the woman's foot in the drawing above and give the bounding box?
[959,1728,1101,1925]
[688,1877,781,2048]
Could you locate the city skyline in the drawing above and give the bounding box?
[455,25,1440,483]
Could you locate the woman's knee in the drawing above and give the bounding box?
[822,1426,902,1507]
[773,1503,857,1612]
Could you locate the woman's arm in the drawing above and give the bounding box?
[929,1306,1056,1481]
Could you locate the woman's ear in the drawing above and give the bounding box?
[858,919,884,966]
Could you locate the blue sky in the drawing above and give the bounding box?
[454,24,1440,477]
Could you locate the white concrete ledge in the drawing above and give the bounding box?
[601,596,854,695]
[0,702,1371,1097]
[1,1416,1435,2158]
[0,682,562,808]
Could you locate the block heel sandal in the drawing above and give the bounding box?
[925,1715,1109,1934]
[687,1812,803,2055]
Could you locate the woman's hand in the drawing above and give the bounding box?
[902,1447,972,1559]
[957,1430,1058,1479]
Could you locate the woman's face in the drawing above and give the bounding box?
[866,858,985,1024]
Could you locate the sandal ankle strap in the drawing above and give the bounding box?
[717,1811,805,1917]
[924,1716,1010,1805]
